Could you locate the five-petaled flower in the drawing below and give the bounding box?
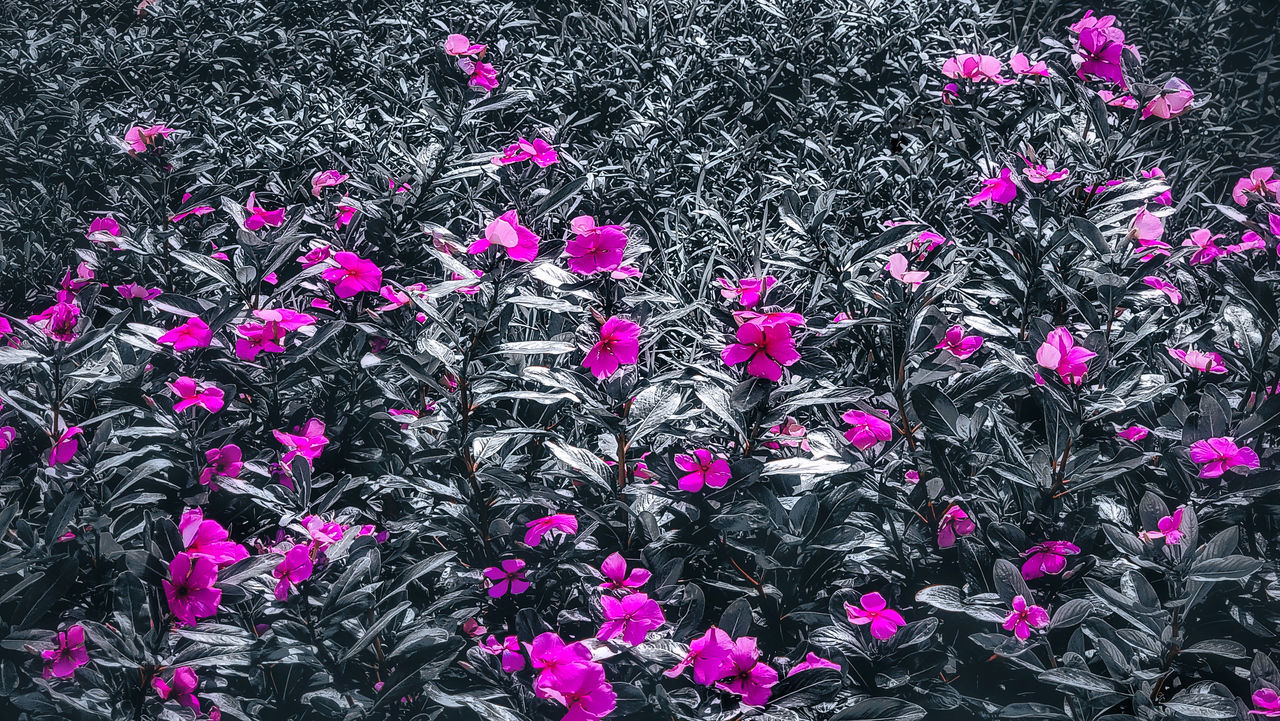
[1189,437,1260,478]
[168,376,224,414]
[484,559,530,598]
[42,625,89,679]
[674,449,731,492]
[322,252,383,298]
[1036,327,1096,385]
[599,552,650,591]
[163,552,223,624]
[844,592,907,640]
[524,513,579,547]
[721,322,801,381]
[598,592,665,645]
[583,317,641,379]
[842,409,893,450]
[1002,595,1049,641]
[968,168,1018,206]
[938,504,976,547]
[1021,541,1080,580]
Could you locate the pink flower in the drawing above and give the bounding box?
[483,559,530,598]
[599,552,650,590]
[479,635,525,673]
[1141,507,1185,544]
[311,170,349,196]
[886,253,928,287]
[452,270,484,294]
[444,33,486,56]
[598,592,665,645]
[733,310,805,328]
[1141,167,1173,205]
[298,245,332,268]
[168,376,224,414]
[322,251,383,297]
[172,193,215,222]
[124,124,174,152]
[938,505,976,547]
[968,168,1018,206]
[334,204,357,230]
[28,297,81,342]
[49,426,83,466]
[524,513,579,547]
[664,627,734,685]
[153,666,199,711]
[1142,276,1181,304]
[243,192,286,231]
[717,276,776,307]
[583,317,641,379]
[1021,162,1070,183]
[456,58,498,91]
[841,409,893,450]
[41,625,89,679]
[935,325,984,358]
[764,416,811,451]
[272,544,314,600]
[163,552,222,624]
[905,469,921,483]
[1142,77,1194,119]
[538,661,616,721]
[86,217,121,243]
[787,652,840,676]
[180,508,248,567]
[157,316,212,352]
[1073,22,1134,87]
[1183,228,1227,265]
[115,283,162,300]
[303,516,345,550]
[493,137,559,167]
[1189,437,1260,478]
[1232,167,1280,205]
[1009,52,1049,77]
[1130,206,1165,247]
[941,82,960,104]
[565,216,629,275]
[1098,90,1138,109]
[1036,327,1096,385]
[1168,347,1227,374]
[274,418,328,469]
[0,426,16,453]
[1117,425,1149,443]
[527,632,592,678]
[201,444,242,487]
[1002,595,1049,641]
[1068,9,1117,34]
[468,210,540,262]
[844,591,907,640]
[1228,231,1267,255]
[941,54,1012,84]
[1020,541,1080,580]
[1250,689,1280,716]
[908,230,950,257]
[721,322,801,381]
[674,449,731,492]
[714,637,778,707]
[1086,178,1125,194]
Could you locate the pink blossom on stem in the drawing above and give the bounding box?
[1168,347,1227,374]
[243,192,286,231]
[200,444,242,487]
[168,376,224,414]
[493,137,559,167]
[1036,327,1096,385]
[1250,689,1280,717]
[844,592,907,639]
[599,552,651,590]
[479,635,525,673]
[1117,425,1149,443]
[935,325,984,358]
[787,652,840,676]
[41,625,89,679]
[717,276,776,307]
[1141,167,1173,205]
[721,322,800,381]
[1182,228,1227,265]
[322,252,383,297]
[469,210,540,262]
[674,449,731,492]
[1228,231,1266,255]
[1142,276,1181,304]
[841,409,893,450]
[583,317,641,379]
[1021,161,1070,183]
[1021,541,1080,580]
[1189,437,1260,478]
[483,559,530,598]
[1232,167,1280,205]
[886,253,928,287]
[566,216,628,274]
[968,168,1018,206]
[1141,507,1186,544]
[153,667,200,711]
[1009,52,1049,77]
[179,508,248,567]
[86,217,122,243]
[938,505,976,547]
[1002,595,1049,641]
[274,418,328,470]
[272,544,314,600]
[764,416,811,451]
[163,552,222,624]
[524,513,579,547]
[157,316,212,352]
[1142,77,1194,119]
[1098,90,1138,109]
[124,124,174,152]
[598,592,665,645]
[444,33,485,56]
[28,296,81,342]
[664,627,734,685]
[941,54,1012,84]
[311,170,349,196]
[49,426,83,466]
[714,637,778,707]
[172,193,215,222]
[115,283,162,300]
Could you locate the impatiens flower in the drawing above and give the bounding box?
[274,418,329,470]
[49,426,83,466]
[844,592,907,640]
[1002,595,1049,641]
[525,513,579,547]
[1142,276,1181,304]
[41,625,89,679]
[28,296,81,342]
[1117,425,1149,442]
[334,203,357,230]
[479,635,525,673]
[493,137,559,167]
[941,54,1012,84]
[714,637,778,707]
[674,449,731,492]
[1168,347,1227,374]
[841,409,893,450]
[665,627,734,685]
[598,592,665,645]
[153,666,200,711]
[566,216,628,274]
[583,317,641,379]
[538,661,616,721]
[787,652,840,677]
[243,192,286,231]
[935,325,984,358]
[298,245,332,268]
[201,444,242,487]
[1189,437,1260,478]
[168,376,225,414]
[458,58,498,91]
[1036,327,1096,385]
[124,123,174,152]
[908,229,949,256]
[764,416,811,451]
[86,217,121,243]
[1073,21,1134,87]
[1141,167,1173,205]
[1021,162,1070,183]
[938,504,976,547]
[1098,90,1139,109]
[115,283,162,300]
[311,169,349,196]
[1009,52,1049,77]
[157,316,212,352]
[968,168,1018,206]
[484,559,530,598]
[717,276,776,307]
[272,544,314,600]
[1232,167,1280,205]
[1142,77,1194,119]
[1228,231,1266,255]
[444,33,485,56]
[1250,689,1280,717]
[599,552,651,590]
[1021,541,1081,580]
[322,251,383,297]
[180,508,248,567]
[164,552,222,624]
[721,322,800,381]
[886,253,928,287]
[1183,228,1227,265]
[172,193,216,222]
[469,210,540,262]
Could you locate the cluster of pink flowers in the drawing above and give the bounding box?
[665,627,779,706]
[445,33,498,91]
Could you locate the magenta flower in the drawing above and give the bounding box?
[493,137,559,167]
[941,82,960,104]
[1002,595,1049,641]
[527,632,592,678]
[599,552,651,591]
[163,552,222,624]
[0,426,16,454]
[49,426,83,466]
[1142,276,1181,304]
[908,229,949,257]
[272,544,314,600]
[1189,437,1260,479]
[303,516,345,550]
[905,470,920,483]
[674,449,731,492]
[157,316,212,352]
[172,193,215,223]
[565,216,629,275]
[1009,52,1049,77]
[1130,206,1165,246]
[968,168,1018,206]
[458,58,498,91]
[714,637,778,707]
[764,416,811,451]
[844,592,907,640]
[274,418,328,470]
[1036,327,1096,385]
[444,33,486,56]
[1250,689,1280,717]
[1142,167,1173,205]
[524,513,579,547]
[243,192,286,231]
[841,409,893,450]
[153,667,200,711]
[1183,228,1227,265]
[935,325,984,359]
[115,283,162,300]
[1168,347,1227,374]
[721,322,800,381]
[334,203,357,230]
[28,296,81,342]
[1073,21,1133,87]
[583,317,641,379]
[938,505,976,548]
[787,652,840,677]
[941,54,1012,84]
[717,276,776,307]
[1022,163,1070,183]
[598,592,665,645]
[41,625,89,679]
[1232,167,1280,205]
[1229,231,1267,255]
[886,253,928,287]
[665,627,734,685]
[479,635,525,673]
[1117,425,1150,443]
[483,559,530,598]
[298,245,332,268]
[311,169,349,196]
[1021,541,1080,580]
[1142,77,1194,120]
[1099,90,1139,109]
[168,376,224,414]
[180,508,248,568]
[86,217,121,243]
[468,210,540,262]
[200,444,242,487]
[322,251,383,298]
[124,123,174,152]
[538,661,616,721]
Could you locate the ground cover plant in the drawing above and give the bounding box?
[2,0,1280,719]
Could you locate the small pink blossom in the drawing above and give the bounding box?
[714,637,778,707]
[886,253,928,287]
[566,216,628,274]
[311,170,349,196]
[717,276,776,307]
[1141,507,1185,544]
[1002,595,1049,641]
[764,416,811,451]
[334,203,357,230]
[468,210,540,262]
[524,513,579,547]
[599,552,651,590]
[272,544,314,600]
[322,252,383,297]
[968,168,1018,206]
[458,58,499,91]
[1168,347,1227,374]
[598,592,665,645]
[1009,52,1049,77]
[664,627,734,685]
[1189,437,1260,478]
[1232,167,1280,205]
[168,376,224,414]
[787,652,840,676]
[1021,162,1070,183]
[908,230,949,257]
[1021,541,1080,580]
[479,635,525,673]
[493,137,559,167]
[941,54,1012,84]
[721,322,801,381]
[844,592,906,640]
[115,283,162,300]
[274,418,328,470]
[941,82,960,104]
[201,444,242,487]
[444,33,486,56]
[28,296,81,342]
[157,316,212,352]
[163,552,222,624]
[298,245,332,268]
[1142,276,1181,304]
[49,426,83,466]
[1250,689,1280,717]
[86,217,122,243]
[1098,90,1139,109]
[938,505,976,547]
[1036,327,1096,385]
[935,325,984,358]
[124,124,174,152]
[41,625,89,679]
[1117,425,1149,443]
[583,317,641,379]
[243,192,286,231]
[179,508,248,567]
[1141,167,1173,205]
[1228,231,1266,255]
[172,193,215,222]
[841,409,893,450]
[1142,77,1194,120]
[153,666,199,711]
[674,449,731,492]
[483,559,530,598]
[1183,228,1227,265]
